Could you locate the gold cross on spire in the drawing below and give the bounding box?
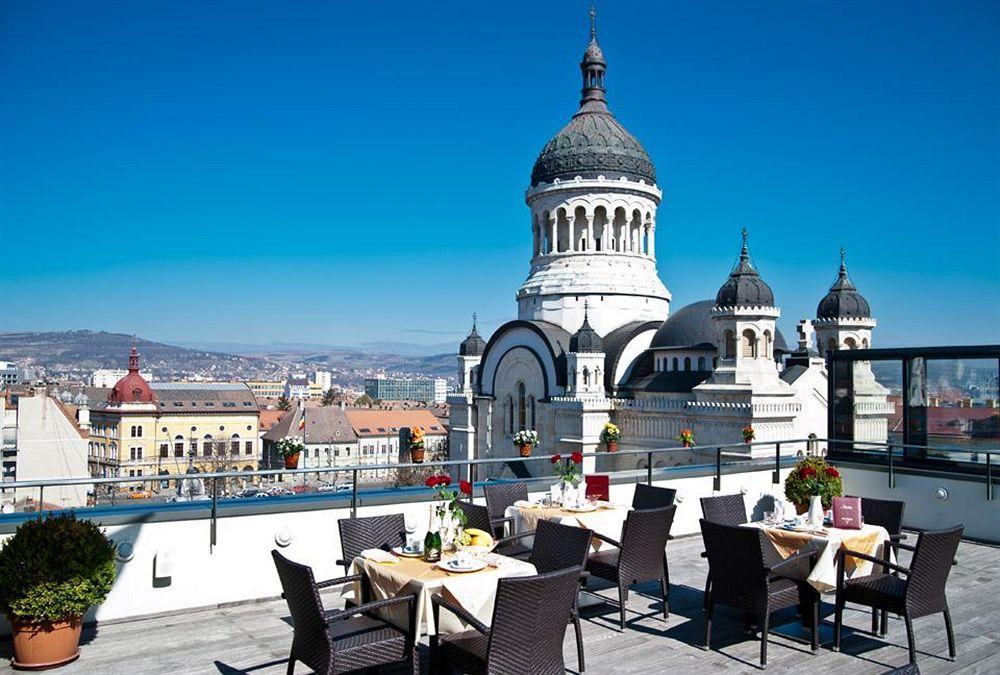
[589,4,597,41]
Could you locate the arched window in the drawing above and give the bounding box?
[231,434,240,455]
[672,357,679,371]
[508,396,514,434]
[724,330,736,358]
[174,435,184,457]
[530,396,536,428]
[862,338,869,349]
[844,337,858,350]
[697,356,706,371]
[582,367,590,386]
[763,330,773,358]
[741,329,757,357]
[517,383,526,431]
[204,434,213,457]
[683,357,691,371]
[159,443,168,458]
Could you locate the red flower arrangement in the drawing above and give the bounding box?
[784,457,843,510]
[425,472,468,528]
[552,451,583,486]
[800,466,817,478]
[550,454,562,464]
[825,466,840,478]
[459,480,473,496]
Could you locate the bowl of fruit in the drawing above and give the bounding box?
[456,528,496,556]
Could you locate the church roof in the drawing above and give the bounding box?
[529,10,656,187]
[569,304,603,353]
[816,252,871,319]
[650,299,789,357]
[108,346,156,405]
[459,315,487,356]
[715,230,775,308]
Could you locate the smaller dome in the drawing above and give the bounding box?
[715,230,775,308]
[651,300,789,356]
[817,254,871,319]
[570,305,603,353]
[108,346,156,405]
[459,316,487,357]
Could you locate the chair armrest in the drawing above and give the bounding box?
[836,547,910,576]
[592,532,621,549]
[496,529,535,546]
[766,548,817,574]
[889,533,908,542]
[326,594,415,624]
[315,573,363,589]
[431,595,490,635]
[892,541,916,552]
[335,558,346,567]
[490,515,514,528]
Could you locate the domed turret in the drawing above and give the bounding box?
[529,7,656,187]
[459,314,487,357]
[108,345,156,405]
[570,302,603,353]
[715,229,775,308]
[817,249,871,319]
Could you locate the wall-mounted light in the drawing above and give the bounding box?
[275,527,292,547]
[934,487,949,501]
[116,540,135,562]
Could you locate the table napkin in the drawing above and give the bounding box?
[361,548,399,564]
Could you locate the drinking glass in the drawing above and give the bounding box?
[404,513,417,549]
[763,510,774,525]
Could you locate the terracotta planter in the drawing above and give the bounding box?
[682,441,692,448]
[518,444,533,458]
[606,441,618,452]
[11,617,82,670]
[410,447,425,464]
[283,452,300,469]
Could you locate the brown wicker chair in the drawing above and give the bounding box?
[848,495,908,635]
[632,483,676,509]
[271,550,419,675]
[833,525,964,666]
[431,566,583,675]
[336,514,406,575]
[493,519,594,671]
[585,505,676,631]
[699,494,748,611]
[700,519,820,669]
[456,500,532,560]
[483,481,528,538]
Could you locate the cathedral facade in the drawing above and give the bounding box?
[448,18,890,475]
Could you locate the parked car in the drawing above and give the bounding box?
[335,483,352,493]
[236,488,261,499]
[291,485,310,494]
[317,483,337,493]
[267,486,293,496]
[253,492,270,499]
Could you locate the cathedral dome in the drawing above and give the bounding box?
[529,11,656,187]
[714,230,775,308]
[650,299,788,354]
[816,253,871,319]
[108,346,156,405]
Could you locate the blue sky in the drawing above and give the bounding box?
[2,0,998,349]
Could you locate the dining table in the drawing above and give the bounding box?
[743,520,892,593]
[350,549,537,636]
[505,500,630,551]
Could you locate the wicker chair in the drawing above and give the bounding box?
[632,483,676,509]
[699,494,748,611]
[271,550,419,675]
[492,519,594,671]
[585,505,676,631]
[456,500,531,560]
[833,525,964,666]
[336,514,406,575]
[432,567,583,675]
[848,495,908,635]
[483,481,528,538]
[700,519,820,668]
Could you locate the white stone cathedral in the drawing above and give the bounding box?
[448,15,891,474]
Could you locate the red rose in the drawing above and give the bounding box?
[459,480,472,496]
[570,452,583,464]
[439,474,451,487]
[424,475,439,488]
[825,466,840,478]
[550,454,561,464]
[800,467,817,478]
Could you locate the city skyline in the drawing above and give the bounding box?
[2,0,998,348]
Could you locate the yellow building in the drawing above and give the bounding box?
[89,348,260,493]
[245,380,285,400]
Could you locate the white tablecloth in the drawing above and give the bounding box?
[506,503,630,550]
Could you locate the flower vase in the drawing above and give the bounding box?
[561,481,577,507]
[807,495,824,528]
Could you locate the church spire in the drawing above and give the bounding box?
[128,339,140,373]
[578,5,608,112]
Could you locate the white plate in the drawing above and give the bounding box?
[437,558,487,573]
[563,504,598,513]
[392,545,424,558]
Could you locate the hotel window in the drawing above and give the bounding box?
[159,444,168,458]
[245,441,253,455]
[130,425,142,438]
[231,435,240,455]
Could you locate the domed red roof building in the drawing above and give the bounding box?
[108,346,156,405]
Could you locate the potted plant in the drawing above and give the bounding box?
[676,429,695,448]
[741,425,755,444]
[0,514,117,669]
[784,456,843,515]
[408,426,426,463]
[600,422,621,452]
[275,438,304,469]
[512,429,539,457]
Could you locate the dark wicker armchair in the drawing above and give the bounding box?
[336,514,406,575]
[585,505,676,631]
[456,500,531,560]
[848,495,908,635]
[483,481,528,538]
[493,519,594,671]
[431,567,583,675]
[272,550,419,675]
[632,483,676,509]
[699,493,748,610]
[700,519,820,668]
[833,525,964,667]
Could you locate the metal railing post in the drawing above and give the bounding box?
[210,479,218,551]
[646,452,653,485]
[888,445,895,489]
[37,486,44,521]
[350,468,358,518]
[772,443,781,484]
[987,454,993,501]
[714,447,721,492]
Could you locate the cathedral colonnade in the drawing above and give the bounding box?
[531,201,656,258]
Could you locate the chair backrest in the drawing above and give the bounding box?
[850,495,905,536]
[456,500,492,533]
[699,519,769,594]
[529,519,593,574]
[632,483,676,510]
[486,567,582,674]
[271,550,329,653]
[700,493,747,526]
[585,474,610,502]
[905,525,964,614]
[337,514,406,570]
[619,505,676,582]
[484,481,528,522]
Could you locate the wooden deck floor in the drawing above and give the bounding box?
[1,535,996,674]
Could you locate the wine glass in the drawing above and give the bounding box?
[403,513,417,549]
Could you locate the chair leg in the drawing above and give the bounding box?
[833,595,844,652]
[760,610,770,669]
[704,589,714,649]
[943,607,956,661]
[285,649,295,675]
[871,606,879,635]
[703,574,712,612]
[618,584,627,632]
[880,608,888,637]
[903,614,916,665]
[573,611,586,672]
[661,576,670,621]
[811,599,820,654]
[430,634,440,675]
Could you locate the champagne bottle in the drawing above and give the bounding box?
[424,505,442,562]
